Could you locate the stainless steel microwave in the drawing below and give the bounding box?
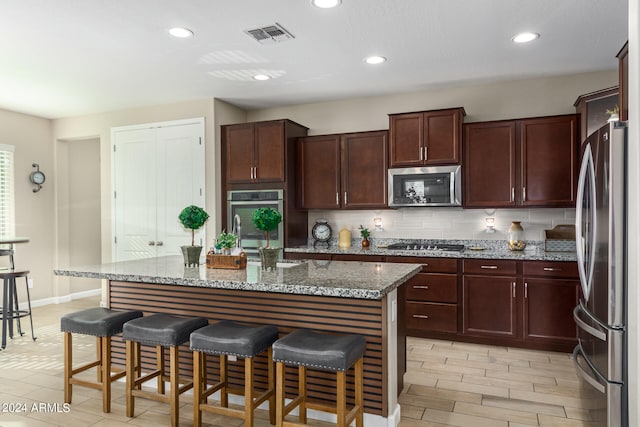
[388,165,462,207]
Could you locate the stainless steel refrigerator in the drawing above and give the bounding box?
[573,121,628,426]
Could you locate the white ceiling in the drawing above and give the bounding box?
[0,0,628,119]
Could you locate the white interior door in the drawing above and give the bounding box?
[156,123,206,255]
[113,119,205,261]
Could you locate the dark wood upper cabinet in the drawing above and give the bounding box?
[224,123,255,184]
[463,121,517,208]
[297,134,341,209]
[464,115,577,208]
[389,108,465,167]
[222,120,307,184]
[617,41,629,122]
[574,87,619,144]
[341,131,388,208]
[298,130,388,209]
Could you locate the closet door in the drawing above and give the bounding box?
[113,119,205,261]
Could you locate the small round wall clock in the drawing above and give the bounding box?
[311,219,332,248]
[30,163,45,192]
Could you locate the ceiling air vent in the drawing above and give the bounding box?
[244,23,294,44]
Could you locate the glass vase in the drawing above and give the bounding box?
[507,221,526,251]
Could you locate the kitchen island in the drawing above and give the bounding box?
[55,256,421,427]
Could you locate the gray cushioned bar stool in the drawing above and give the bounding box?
[122,313,208,427]
[60,307,143,412]
[190,320,279,427]
[272,329,366,427]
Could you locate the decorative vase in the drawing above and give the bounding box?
[258,247,281,271]
[507,221,526,251]
[181,245,203,267]
[361,238,370,248]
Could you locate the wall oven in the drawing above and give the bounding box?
[227,189,284,256]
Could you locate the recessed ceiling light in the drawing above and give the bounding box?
[364,55,387,65]
[311,0,341,8]
[512,32,539,43]
[253,74,271,81]
[169,27,194,38]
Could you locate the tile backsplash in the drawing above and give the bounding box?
[307,207,575,242]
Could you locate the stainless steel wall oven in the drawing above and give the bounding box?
[227,189,284,256]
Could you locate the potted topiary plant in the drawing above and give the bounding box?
[178,205,209,267]
[252,207,282,270]
[359,225,371,248]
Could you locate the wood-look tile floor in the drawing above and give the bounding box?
[0,296,596,426]
[401,337,601,427]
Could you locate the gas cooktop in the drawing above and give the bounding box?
[386,242,465,252]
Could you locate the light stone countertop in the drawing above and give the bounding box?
[286,239,577,262]
[54,256,421,300]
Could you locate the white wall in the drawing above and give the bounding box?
[0,108,54,302]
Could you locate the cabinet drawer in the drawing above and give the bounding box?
[523,261,578,278]
[385,256,458,273]
[405,274,457,303]
[406,302,457,333]
[463,259,517,275]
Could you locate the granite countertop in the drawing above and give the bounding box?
[54,256,421,300]
[286,239,577,262]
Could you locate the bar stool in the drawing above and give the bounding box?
[61,307,143,412]
[1,269,36,350]
[272,329,366,427]
[190,320,279,427]
[123,313,208,427]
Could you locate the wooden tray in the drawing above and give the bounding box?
[206,252,247,269]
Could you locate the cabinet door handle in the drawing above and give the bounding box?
[413,285,430,289]
[336,192,339,205]
[413,314,430,319]
[512,282,516,298]
[156,241,163,246]
[481,265,498,269]
[523,186,526,202]
[524,282,528,298]
[424,146,428,160]
[148,241,156,246]
[419,146,423,161]
[511,187,515,202]
[253,167,257,180]
[344,192,348,205]
[543,267,562,272]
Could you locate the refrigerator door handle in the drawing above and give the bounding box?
[573,303,607,341]
[573,345,606,394]
[575,145,597,301]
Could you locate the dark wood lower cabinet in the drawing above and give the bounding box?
[462,275,518,338]
[284,252,579,351]
[523,278,579,344]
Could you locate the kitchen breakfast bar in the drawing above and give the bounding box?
[54,256,421,426]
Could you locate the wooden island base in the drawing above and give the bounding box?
[107,280,400,424]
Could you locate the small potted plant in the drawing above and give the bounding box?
[216,230,237,255]
[359,225,371,248]
[252,207,282,270]
[178,205,209,267]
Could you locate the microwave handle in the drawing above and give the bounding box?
[450,171,456,204]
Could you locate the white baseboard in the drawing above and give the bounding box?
[24,288,101,309]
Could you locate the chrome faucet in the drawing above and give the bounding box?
[232,214,242,249]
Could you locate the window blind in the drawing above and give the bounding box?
[0,144,15,239]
